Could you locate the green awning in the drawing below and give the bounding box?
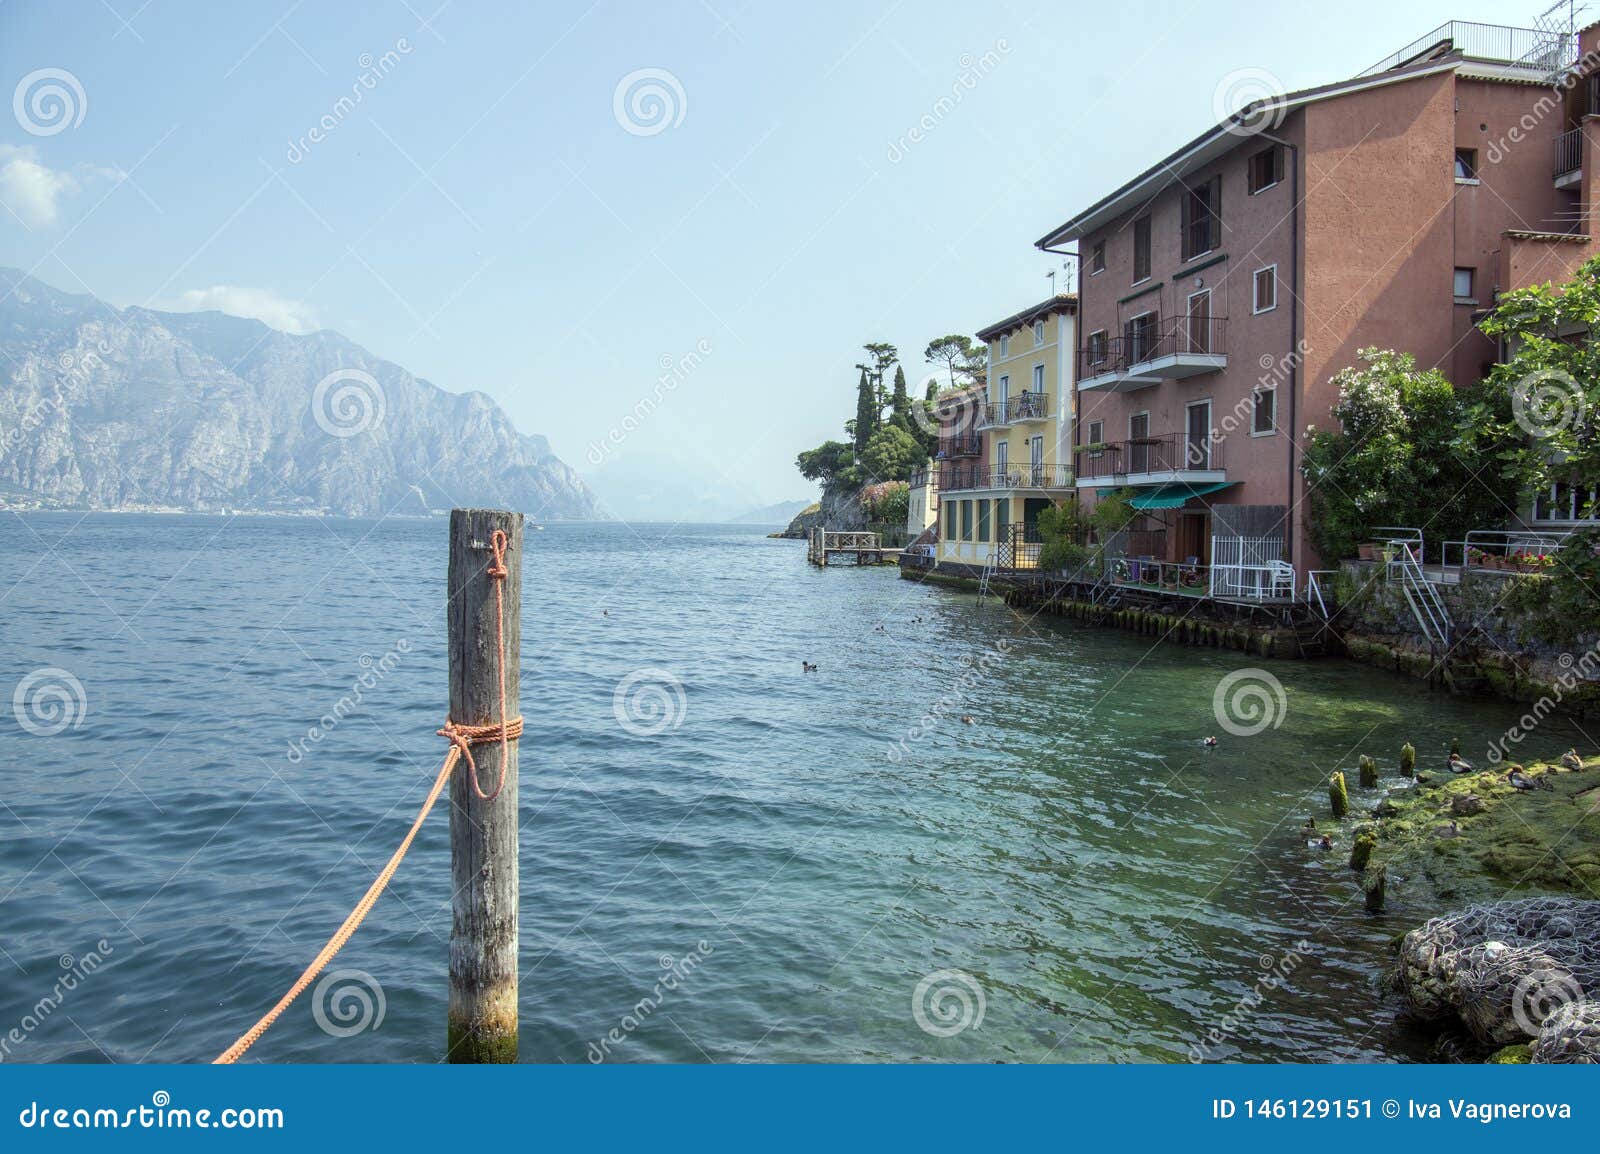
[1120,481,1237,510]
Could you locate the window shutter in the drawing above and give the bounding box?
[1272,144,1284,185]
[1208,175,1222,252]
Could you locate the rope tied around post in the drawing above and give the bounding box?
[437,528,521,802]
[213,522,521,1065]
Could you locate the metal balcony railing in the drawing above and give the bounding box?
[939,463,1073,491]
[1555,127,1582,179]
[936,435,982,458]
[1360,21,1576,77]
[977,392,1049,427]
[1074,433,1224,482]
[1079,313,1227,381]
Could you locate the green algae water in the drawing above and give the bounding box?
[0,515,1588,1063]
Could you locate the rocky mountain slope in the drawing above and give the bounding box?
[0,268,599,518]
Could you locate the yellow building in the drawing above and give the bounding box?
[937,295,1077,569]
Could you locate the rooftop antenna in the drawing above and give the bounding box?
[1533,0,1583,75]
[1046,269,1056,296]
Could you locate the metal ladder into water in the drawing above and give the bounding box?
[1390,546,1452,646]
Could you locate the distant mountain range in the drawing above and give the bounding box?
[0,268,600,519]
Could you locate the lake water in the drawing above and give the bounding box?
[0,515,1585,1064]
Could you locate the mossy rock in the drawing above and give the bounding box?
[1487,1043,1532,1064]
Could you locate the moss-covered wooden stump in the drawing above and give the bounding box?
[1363,864,1386,912]
[1349,830,1378,872]
[1329,771,1349,818]
[1399,741,1415,778]
[1359,755,1378,789]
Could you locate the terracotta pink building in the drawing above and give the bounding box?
[1037,19,1600,576]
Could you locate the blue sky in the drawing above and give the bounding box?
[0,0,1556,516]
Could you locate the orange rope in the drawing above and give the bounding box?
[214,529,520,1064]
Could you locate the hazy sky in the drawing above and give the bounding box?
[0,0,1555,512]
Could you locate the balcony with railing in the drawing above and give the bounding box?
[936,434,982,458]
[1073,433,1225,487]
[1360,21,1576,77]
[939,462,1074,492]
[976,392,1049,428]
[1078,313,1227,392]
[1555,126,1583,187]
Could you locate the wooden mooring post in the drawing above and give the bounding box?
[447,508,522,1062]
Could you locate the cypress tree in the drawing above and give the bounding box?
[890,365,910,429]
[853,368,877,452]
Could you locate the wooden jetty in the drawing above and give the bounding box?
[807,527,901,566]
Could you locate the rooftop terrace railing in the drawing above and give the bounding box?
[1359,21,1576,77]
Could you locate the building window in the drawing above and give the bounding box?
[977,499,992,542]
[1180,176,1221,261]
[1454,148,1478,182]
[1252,388,1276,435]
[1535,481,1599,522]
[1090,240,1106,274]
[996,498,1010,533]
[1453,267,1475,301]
[1033,319,1045,346]
[998,333,1009,358]
[1247,144,1283,194]
[1087,329,1107,366]
[943,500,955,538]
[1086,419,1104,453]
[1253,265,1277,314]
[1132,215,1151,283]
[960,500,973,542]
[1032,363,1044,392]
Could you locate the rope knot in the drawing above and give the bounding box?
[436,715,524,801]
[487,528,509,579]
